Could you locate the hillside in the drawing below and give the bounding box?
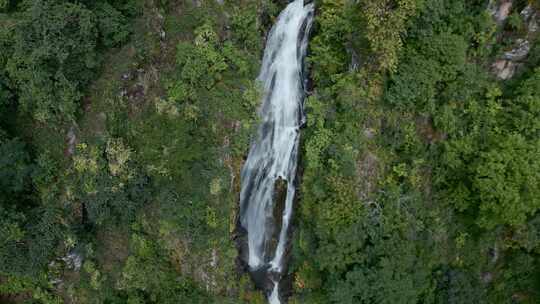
[1,0,540,303]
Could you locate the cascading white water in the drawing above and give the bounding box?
[239,1,314,303]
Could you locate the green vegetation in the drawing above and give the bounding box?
[0,0,275,302]
[1,0,539,303]
[291,0,540,303]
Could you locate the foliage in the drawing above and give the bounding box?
[0,133,31,198]
[5,0,98,122]
[2,0,139,123]
[293,0,540,303]
[362,0,420,71]
[2,0,540,303]
[66,139,150,226]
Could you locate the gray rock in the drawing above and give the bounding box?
[503,39,530,61]
[349,48,360,72]
[363,128,376,140]
[492,59,519,80]
[66,125,77,156]
[520,4,539,34]
[520,4,535,20]
[62,250,83,271]
[488,0,513,25]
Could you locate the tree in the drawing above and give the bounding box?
[5,0,99,122]
[0,132,31,200]
[474,133,540,228]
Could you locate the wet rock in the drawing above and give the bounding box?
[272,177,287,219]
[249,265,273,291]
[234,225,251,270]
[267,177,287,257]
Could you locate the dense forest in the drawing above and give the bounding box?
[0,0,539,303]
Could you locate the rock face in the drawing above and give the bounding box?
[503,39,530,61]
[493,59,518,80]
[61,249,83,271]
[488,0,513,25]
[521,4,539,34]
[268,177,287,256]
[65,124,77,157]
[490,3,539,80]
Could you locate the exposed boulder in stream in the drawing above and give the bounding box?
[267,177,287,257]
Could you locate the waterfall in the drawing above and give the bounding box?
[238,1,314,303]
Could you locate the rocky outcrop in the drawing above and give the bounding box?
[268,177,287,256]
[521,4,539,34]
[488,0,513,25]
[503,38,530,61]
[61,250,83,271]
[65,124,78,157]
[493,59,519,80]
[491,3,539,80]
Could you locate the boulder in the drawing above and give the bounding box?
[61,250,83,271]
[504,39,530,61]
[492,59,519,80]
[266,177,287,257]
[521,5,539,34]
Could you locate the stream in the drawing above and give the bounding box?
[238,1,314,303]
